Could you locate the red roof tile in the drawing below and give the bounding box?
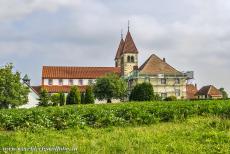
[42,66,121,79]
[186,84,198,99]
[115,38,124,59]
[196,85,222,97]
[42,85,88,93]
[123,31,138,54]
[139,54,182,75]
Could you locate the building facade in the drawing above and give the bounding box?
[115,30,191,99]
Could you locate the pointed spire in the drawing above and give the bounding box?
[121,29,123,39]
[123,30,138,54]
[128,20,130,32]
[115,36,125,60]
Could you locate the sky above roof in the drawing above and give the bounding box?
[0,0,229,94]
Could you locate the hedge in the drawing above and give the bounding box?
[0,100,230,130]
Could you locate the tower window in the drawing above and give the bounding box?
[127,56,131,62]
[131,56,134,62]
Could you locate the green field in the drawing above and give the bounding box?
[1,100,230,153]
[1,116,230,153]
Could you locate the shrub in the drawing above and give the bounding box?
[38,89,51,107]
[129,82,154,101]
[66,86,81,105]
[0,100,230,130]
[81,93,85,104]
[164,96,177,101]
[84,86,95,104]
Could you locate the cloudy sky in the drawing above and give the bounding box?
[0,0,229,94]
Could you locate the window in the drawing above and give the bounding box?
[161,93,167,99]
[127,56,131,62]
[161,78,166,84]
[121,57,124,64]
[88,79,93,85]
[48,79,53,85]
[175,89,180,97]
[175,78,180,84]
[131,56,134,63]
[59,79,63,85]
[69,79,73,86]
[78,79,83,86]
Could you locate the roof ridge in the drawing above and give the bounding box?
[123,31,138,54]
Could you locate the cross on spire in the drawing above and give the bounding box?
[128,20,130,31]
[121,29,123,39]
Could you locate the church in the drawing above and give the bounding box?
[40,28,193,100]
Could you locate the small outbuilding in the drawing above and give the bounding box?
[196,85,222,99]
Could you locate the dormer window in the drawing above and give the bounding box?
[69,79,73,86]
[48,79,53,85]
[59,79,63,85]
[78,79,83,86]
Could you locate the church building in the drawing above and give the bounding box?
[40,28,193,100]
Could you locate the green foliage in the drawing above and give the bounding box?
[38,89,51,107]
[1,100,230,130]
[129,82,155,101]
[84,86,95,104]
[81,93,85,104]
[66,86,81,105]
[219,88,228,100]
[1,116,230,153]
[164,96,177,101]
[51,93,60,106]
[94,73,127,103]
[59,93,66,106]
[0,63,30,109]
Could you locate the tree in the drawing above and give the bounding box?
[38,89,51,107]
[0,63,29,109]
[84,86,95,104]
[66,86,81,104]
[219,88,228,100]
[129,82,155,101]
[81,92,85,104]
[93,73,127,103]
[59,93,66,106]
[51,93,60,106]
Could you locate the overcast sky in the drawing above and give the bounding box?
[0,0,229,94]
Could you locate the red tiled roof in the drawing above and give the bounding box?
[196,85,222,97]
[42,66,121,79]
[42,85,88,93]
[123,31,138,54]
[139,54,182,75]
[186,84,198,99]
[115,38,124,59]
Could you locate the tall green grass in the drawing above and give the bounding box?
[1,116,230,154]
[0,100,230,130]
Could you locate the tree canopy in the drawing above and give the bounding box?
[66,86,81,104]
[129,82,160,101]
[38,89,51,107]
[93,73,127,103]
[0,63,29,108]
[84,86,95,104]
[219,88,228,100]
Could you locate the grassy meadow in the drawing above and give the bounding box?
[1,100,230,153]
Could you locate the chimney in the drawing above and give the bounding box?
[163,58,166,62]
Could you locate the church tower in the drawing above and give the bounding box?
[115,34,124,67]
[120,28,138,76]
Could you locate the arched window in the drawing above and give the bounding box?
[127,56,131,62]
[131,56,134,63]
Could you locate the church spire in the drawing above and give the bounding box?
[123,29,138,54]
